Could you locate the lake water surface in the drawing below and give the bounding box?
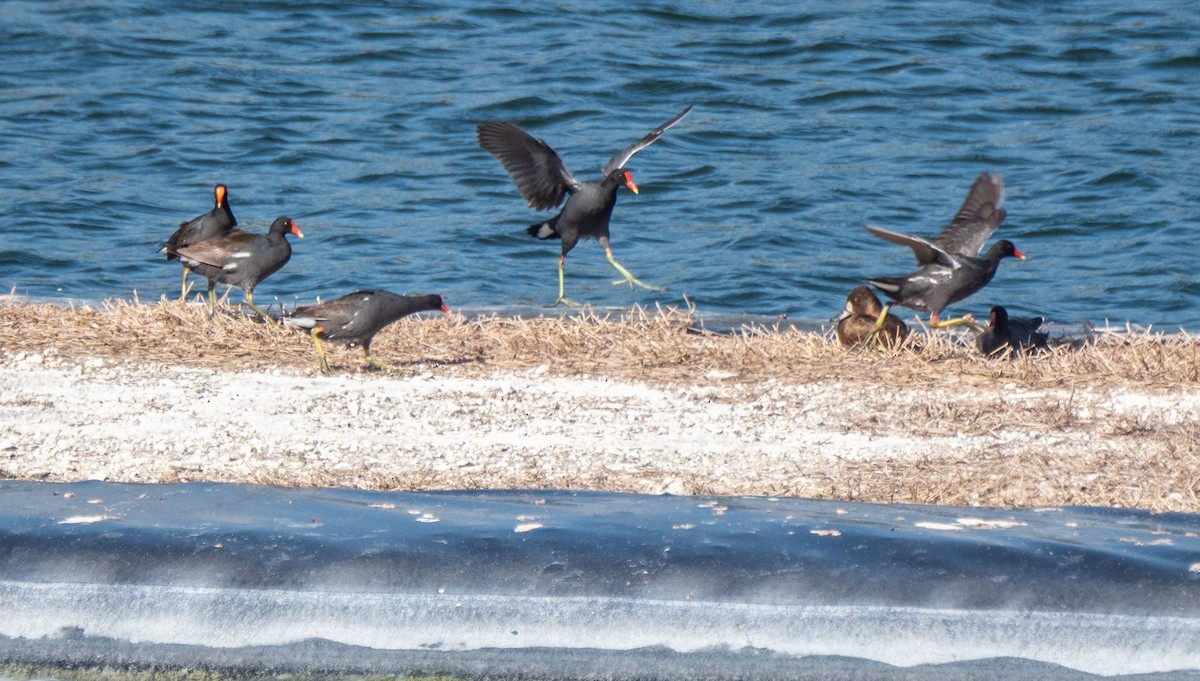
[2,1,1198,329]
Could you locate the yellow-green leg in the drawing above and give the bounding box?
[861,303,893,347]
[932,313,986,333]
[180,267,191,300]
[205,280,218,318]
[244,291,276,322]
[310,328,330,374]
[603,242,664,292]
[554,255,582,307]
[362,345,394,371]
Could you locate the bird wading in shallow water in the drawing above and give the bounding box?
[866,172,1024,337]
[285,290,450,373]
[477,104,693,306]
[162,184,237,299]
[836,286,909,348]
[169,216,302,320]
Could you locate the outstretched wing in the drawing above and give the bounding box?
[477,121,580,210]
[935,172,1006,257]
[601,104,694,176]
[866,224,958,267]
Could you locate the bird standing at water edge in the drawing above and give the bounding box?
[477,104,693,306]
[162,184,237,299]
[866,172,1024,333]
[285,290,450,373]
[168,216,302,320]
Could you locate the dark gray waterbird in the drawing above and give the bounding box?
[477,105,693,305]
[162,184,237,299]
[285,290,450,372]
[866,172,1024,329]
[976,305,1049,357]
[169,216,302,319]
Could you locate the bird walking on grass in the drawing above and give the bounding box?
[477,105,693,306]
[866,172,1024,335]
[168,216,302,320]
[162,184,237,299]
[285,290,450,373]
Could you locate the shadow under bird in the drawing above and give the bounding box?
[284,290,450,373]
[477,104,693,306]
[161,184,237,299]
[836,285,909,348]
[866,172,1025,332]
[976,305,1049,357]
[168,216,302,320]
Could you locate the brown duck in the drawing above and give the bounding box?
[836,286,910,348]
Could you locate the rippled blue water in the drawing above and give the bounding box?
[2,1,1198,330]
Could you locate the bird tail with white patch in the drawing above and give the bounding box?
[865,278,902,294]
[527,217,560,240]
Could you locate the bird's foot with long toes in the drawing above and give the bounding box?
[553,296,584,308]
[243,297,284,325]
[363,356,394,371]
[605,251,664,292]
[931,314,987,333]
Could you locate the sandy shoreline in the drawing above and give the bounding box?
[3,336,1198,512]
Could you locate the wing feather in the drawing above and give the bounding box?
[935,172,1006,257]
[477,121,579,210]
[601,104,694,175]
[866,225,958,267]
[174,232,258,269]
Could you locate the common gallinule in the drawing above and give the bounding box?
[477,105,693,306]
[866,172,1024,331]
[168,216,302,319]
[836,286,909,348]
[976,305,1048,357]
[162,184,237,299]
[285,290,450,372]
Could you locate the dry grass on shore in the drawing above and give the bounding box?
[1,295,1197,391]
[2,296,1200,512]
